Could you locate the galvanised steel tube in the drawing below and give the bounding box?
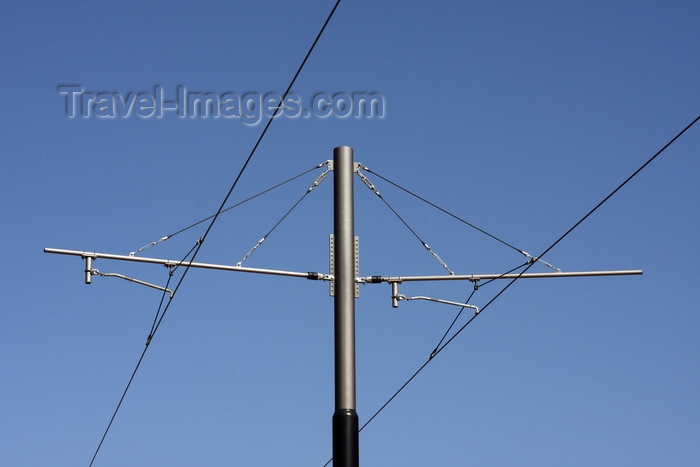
[366,270,643,282]
[332,146,359,467]
[43,248,317,279]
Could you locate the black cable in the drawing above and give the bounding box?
[356,255,517,442]
[430,287,477,358]
[147,242,199,341]
[475,260,531,288]
[360,319,481,434]
[89,245,197,467]
[88,2,342,464]
[148,269,173,339]
[429,260,529,357]
[352,114,700,447]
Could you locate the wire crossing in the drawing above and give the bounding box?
[88,243,198,467]
[86,1,343,464]
[429,260,530,357]
[338,114,700,464]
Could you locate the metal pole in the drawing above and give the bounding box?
[362,270,643,283]
[332,146,359,467]
[43,248,325,280]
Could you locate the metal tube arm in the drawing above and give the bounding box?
[44,248,332,281]
[360,270,642,283]
[91,270,175,298]
[397,294,480,313]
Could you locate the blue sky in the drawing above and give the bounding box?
[1,1,699,466]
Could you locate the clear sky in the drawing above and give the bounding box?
[1,1,699,466]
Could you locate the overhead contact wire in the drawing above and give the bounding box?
[89,244,198,467]
[429,260,529,358]
[354,114,700,443]
[430,288,477,358]
[89,1,343,464]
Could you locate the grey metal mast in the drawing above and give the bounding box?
[43,148,645,467]
[332,146,359,467]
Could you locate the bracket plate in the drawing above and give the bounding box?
[329,234,359,298]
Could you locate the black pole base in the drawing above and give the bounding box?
[332,409,359,467]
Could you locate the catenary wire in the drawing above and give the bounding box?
[89,244,198,467]
[355,256,516,440]
[430,115,700,353]
[475,260,531,288]
[430,260,530,356]
[147,241,199,342]
[148,267,174,339]
[87,2,342,465]
[326,114,700,465]
[321,258,524,467]
[430,288,477,358]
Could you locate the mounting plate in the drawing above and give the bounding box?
[329,234,359,298]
